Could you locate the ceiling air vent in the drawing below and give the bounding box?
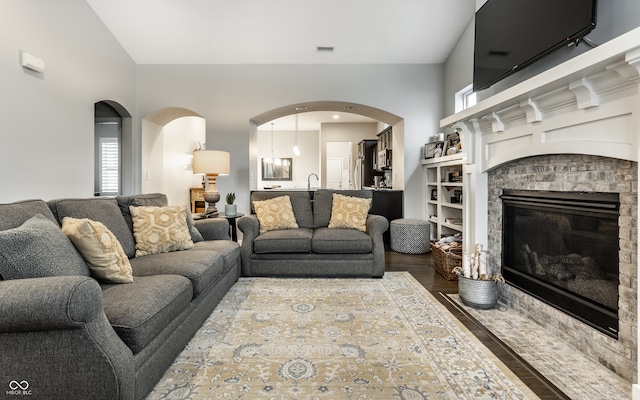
[317,46,334,52]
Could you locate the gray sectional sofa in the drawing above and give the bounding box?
[238,189,389,277]
[0,193,240,400]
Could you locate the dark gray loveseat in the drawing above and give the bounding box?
[0,193,240,400]
[237,189,388,277]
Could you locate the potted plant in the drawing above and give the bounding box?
[453,244,504,309]
[224,192,236,216]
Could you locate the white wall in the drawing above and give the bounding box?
[136,64,443,218]
[141,117,206,206]
[0,0,137,202]
[443,19,475,117]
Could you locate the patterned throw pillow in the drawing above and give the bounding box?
[252,195,298,234]
[129,206,194,257]
[62,217,133,283]
[328,193,371,232]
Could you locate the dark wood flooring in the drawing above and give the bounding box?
[385,248,570,399]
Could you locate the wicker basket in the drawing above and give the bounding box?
[430,243,461,281]
[458,276,498,309]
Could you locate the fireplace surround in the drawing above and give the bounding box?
[487,155,636,381]
[440,28,640,385]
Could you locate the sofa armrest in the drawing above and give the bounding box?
[367,214,389,277]
[0,276,135,399]
[194,217,230,240]
[237,215,260,275]
[366,214,389,236]
[0,276,105,332]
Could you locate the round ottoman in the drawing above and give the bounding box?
[390,218,430,254]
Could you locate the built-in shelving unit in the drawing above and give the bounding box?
[422,153,466,240]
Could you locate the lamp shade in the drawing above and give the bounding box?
[193,150,230,175]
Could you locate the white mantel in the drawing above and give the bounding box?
[440,27,640,396]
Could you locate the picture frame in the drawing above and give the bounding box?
[424,142,437,159]
[262,158,292,181]
[431,188,438,201]
[444,132,461,156]
[432,141,445,158]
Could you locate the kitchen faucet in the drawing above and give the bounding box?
[307,173,319,190]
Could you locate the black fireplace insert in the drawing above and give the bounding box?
[501,189,620,338]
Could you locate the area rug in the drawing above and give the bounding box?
[148,272,539,399]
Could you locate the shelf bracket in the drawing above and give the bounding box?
[606,59,640,80]
[624,48,640,78]
[569,78,599,109]
[482,112,504,133]
[519,99,542,123]
[606,48,640,80]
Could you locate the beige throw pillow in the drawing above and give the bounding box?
[61,217,133,283]
[129,205,194,257]
[252,195,298,233]
[328,193,371,232]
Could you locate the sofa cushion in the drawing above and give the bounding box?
[328,193,371,232]
[116,193,203,243]
[192,240,241,271]
[130,206,194,257]
[313,190,373,228]
[0,199,58,231]
[0,214,90,280]
[253,195,299,233]
[128,249,224,298]
[48,198,137,259]
[251,191,314,228]
[61,217,133,283]
[312,227,373,254]
[101,274,192,354]
[253,228,313,254]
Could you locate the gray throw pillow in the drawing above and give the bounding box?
[0,214,90,280]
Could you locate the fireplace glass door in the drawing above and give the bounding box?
[501,190,620,338]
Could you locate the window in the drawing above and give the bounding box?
[455,84,477,113]
[99,136,119,194]
[95,120,121,196]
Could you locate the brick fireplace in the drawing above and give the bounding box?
[440,28,640,387]
[488,154,637,381]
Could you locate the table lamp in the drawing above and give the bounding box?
[192,150,230,217]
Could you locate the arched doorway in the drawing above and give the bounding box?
[142,107,206,206]
[249,101,404,191]
[94,100,133,196]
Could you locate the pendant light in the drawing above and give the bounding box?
[268,122,282,165]
[293,113,300,156]
[264,123,274,164]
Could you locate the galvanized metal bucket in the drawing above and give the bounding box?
[458,276,498,309]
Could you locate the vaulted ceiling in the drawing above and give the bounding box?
[86,0,475,65]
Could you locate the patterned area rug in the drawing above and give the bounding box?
[148,272,539,399]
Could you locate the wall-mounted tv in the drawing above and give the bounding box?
[473,0,597,92]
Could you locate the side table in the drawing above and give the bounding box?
[190,187,205,213]
[218,213,244,242]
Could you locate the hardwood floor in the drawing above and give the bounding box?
[385,248,570,399]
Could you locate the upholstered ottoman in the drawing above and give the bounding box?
[390,218,430,254]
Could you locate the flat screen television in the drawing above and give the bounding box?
[473,0,597,92]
